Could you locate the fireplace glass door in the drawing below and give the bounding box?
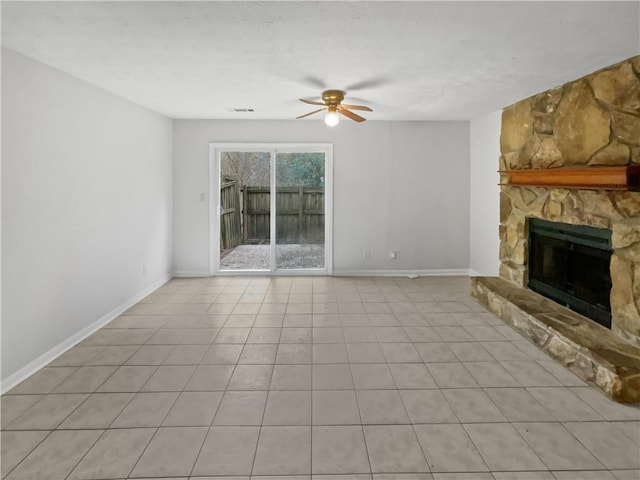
[528,218,613,328]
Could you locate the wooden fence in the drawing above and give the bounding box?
[220,180,242,250]
[244,186,325,244]
[220,184,325,249]
[276,186,324,244]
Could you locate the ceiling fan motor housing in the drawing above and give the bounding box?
[322,90,345,107]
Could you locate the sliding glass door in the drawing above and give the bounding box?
[275,152,326,270]
[211,144,332,275]
[218,151,271,270]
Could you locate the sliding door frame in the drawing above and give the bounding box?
[209,143,333,276]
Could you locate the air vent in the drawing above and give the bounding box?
[227,108,255,113]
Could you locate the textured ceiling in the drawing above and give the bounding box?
[2,1,639,120]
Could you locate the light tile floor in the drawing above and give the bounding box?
[2,276,639,480]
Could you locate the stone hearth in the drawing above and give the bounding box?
[472,276,640,402]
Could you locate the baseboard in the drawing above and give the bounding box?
[332,269,470,277]
[173,270,211,277]
[0,273,172,394]
[175,269,471,278]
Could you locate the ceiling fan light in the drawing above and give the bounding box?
[324,111,340,127]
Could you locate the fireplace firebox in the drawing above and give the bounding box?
[528,218,612,328]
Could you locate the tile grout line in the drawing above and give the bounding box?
[346,341,375,477]
[513,420,609,473]
[383,325,433,476]
[121,383,188,478]
[429,373,493,474]
[310,284,314,478]
[460,421,549,475]
[1,429,54,480]
[249,295,285,478]
[59,426,105,480]
[186,385,226,477]
[559,419,626,472]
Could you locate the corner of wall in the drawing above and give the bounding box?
[469,110,502,277]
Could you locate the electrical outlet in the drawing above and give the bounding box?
[363,249,371,260]
[389,251,397,260]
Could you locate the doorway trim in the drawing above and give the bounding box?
[209,143,333,276]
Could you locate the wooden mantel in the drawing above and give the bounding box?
[500,166,640,191]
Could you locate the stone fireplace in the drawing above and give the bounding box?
[472,55,640,402]
[499,185,640,342]
[499,55,640,344]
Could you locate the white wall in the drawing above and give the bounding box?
[1,49,173,387]
[173,120,470,275]
[469,110,502,276]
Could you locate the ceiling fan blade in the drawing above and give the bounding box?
[300,75,326,89]
[296,108,326,119]
[338,108,366,123]
[300,98,326,106]
[346,77,388,91]
[340,104,373,112]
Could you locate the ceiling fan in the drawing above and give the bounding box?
[297,90,372,126]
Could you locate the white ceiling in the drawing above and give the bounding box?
[2,1,639,120]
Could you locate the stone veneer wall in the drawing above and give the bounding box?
[499,55,640,344]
